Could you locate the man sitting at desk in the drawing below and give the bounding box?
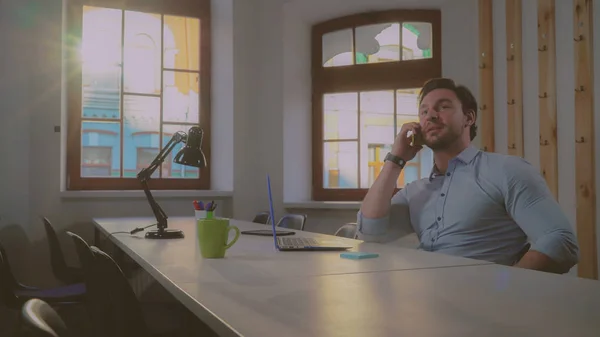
[357,77,579,274]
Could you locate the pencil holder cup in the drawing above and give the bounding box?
[195,210,207,220]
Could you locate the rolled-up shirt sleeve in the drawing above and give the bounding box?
[357,187,414,243]
[503,156,580,271]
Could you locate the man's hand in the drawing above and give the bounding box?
[392,122,423,161]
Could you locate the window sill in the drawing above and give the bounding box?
[283,201,361,210]
[60,190,233,199]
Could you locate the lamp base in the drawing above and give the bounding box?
[145,228,185,239]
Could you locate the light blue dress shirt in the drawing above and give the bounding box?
[357,145,580,270]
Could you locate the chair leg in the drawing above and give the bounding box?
[11,309,22,337]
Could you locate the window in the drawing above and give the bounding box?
[66,0,211,190]
[312,10,441,201]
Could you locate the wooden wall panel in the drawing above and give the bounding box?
[573,0,597,280]
[478,0,495,152]
[537,0,558,199]
[505,0,524,157]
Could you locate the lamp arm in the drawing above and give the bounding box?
[137,131,187,182]
[136,131,187,232]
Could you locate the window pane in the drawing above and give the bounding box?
[81,121,120,177]
[163,15,200,71]
[137,148,159,179]
[395,88,420,132]
[402,22,432,60]
[323,93,358,140]
[163,71,199,124]
[123,95,161,177]
[161,124,200,179]
[355,23,400,64]
[322,29,353,67]
[323,141,358,188]
[81,6,122,120]
[419,146,434,178]
[366,144,392,187]
[401,164,419,186]
[359,91,394,188]
[123,11,162,94]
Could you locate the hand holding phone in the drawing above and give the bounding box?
[408,129,424,147]
[391,123,423,162]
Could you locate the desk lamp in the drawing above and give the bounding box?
[137,126,206,239]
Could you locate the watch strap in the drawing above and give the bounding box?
[384,152,406,168]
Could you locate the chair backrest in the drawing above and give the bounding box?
[19,298,70,337]
[252,211,271,224]
[89,246,148,337]
[0,241,21,307]
[66,231,114,337]
[276,214,307,231]
[42,218,70,283]
[334,223,358,239]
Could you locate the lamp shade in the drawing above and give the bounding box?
[173,126,207,168]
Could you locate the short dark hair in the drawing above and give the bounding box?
[418,78,478,141]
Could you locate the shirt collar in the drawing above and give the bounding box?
[428,145,481,181]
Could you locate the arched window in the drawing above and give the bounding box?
[312,10,441,201]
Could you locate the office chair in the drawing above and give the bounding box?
[276,214,307,231]
[0,241,85,310]
[252,212,271,224]
[334,223,358,239]
[67,232,188,337]
[18,298,72,337]
[42,217,84,284]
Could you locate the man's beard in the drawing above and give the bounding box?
[424,126,462,150]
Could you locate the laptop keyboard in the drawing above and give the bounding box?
[279,237,319,247]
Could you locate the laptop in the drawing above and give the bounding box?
[267,174,353,251]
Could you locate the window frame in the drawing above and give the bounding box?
[311,9,441,201]
[65,0,211,190]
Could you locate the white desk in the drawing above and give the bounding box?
[176,264,600,337]
[93,217,490,285]
[92,217,600,337]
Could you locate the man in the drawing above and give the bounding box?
[358,78,579,274]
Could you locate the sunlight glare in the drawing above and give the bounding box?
[81,6,122,72]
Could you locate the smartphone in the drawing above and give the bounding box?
[408,129,424,147]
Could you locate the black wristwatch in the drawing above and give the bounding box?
[384,152,406,168]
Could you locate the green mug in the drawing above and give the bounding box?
[197,218,240,258]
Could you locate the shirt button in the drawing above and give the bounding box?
[446,172,451,176]
[437,217,441,221]
[441,193,445,197]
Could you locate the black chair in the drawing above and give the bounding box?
[276,214,307,231]
[0,241,85,309]
[251,211,271,224]
[18,298,71,337]
[67,232,189,337]
[42,217,84,284]
[65,231,111,337]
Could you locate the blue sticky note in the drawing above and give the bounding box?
[340,252,379,260]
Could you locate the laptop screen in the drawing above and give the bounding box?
[267,174,279,248]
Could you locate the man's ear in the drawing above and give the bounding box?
[465,109,476,127]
